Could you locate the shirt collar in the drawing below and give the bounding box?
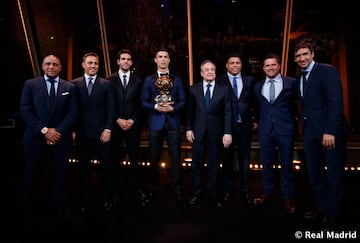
[119,70,130,77]
[45,75,59,82]
[227,72,240,80]
[266,74,281,83]
[85,74,96,81]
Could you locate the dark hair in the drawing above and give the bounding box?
[294,40,314,54]
[117,49,133,59]
[262,53,281,65]
[82,52,99,62]
[154,48,170,57]
[226,52,243,63]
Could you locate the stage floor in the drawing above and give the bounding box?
[3,164,360,242]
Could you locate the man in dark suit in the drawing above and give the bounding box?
[253,53,297,214]
[186,59,232,208]
[217,52,258,205]
[294,41,349,227]
[106,49,146,206]
[19,54,78,224]
[72,52,114,213]
[140,48,186,207]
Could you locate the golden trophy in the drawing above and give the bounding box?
[154,75,173,104]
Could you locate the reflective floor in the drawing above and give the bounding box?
[4,165,360,243]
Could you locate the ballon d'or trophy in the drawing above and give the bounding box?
[154,75,173,103]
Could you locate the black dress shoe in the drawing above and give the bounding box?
[104,201,113,211]
[213,199,223,208]
[175,194,187,207]
[136,190,149,206]
[188,194,202,206]
[322,216,338,228]
[223,192,234,203]
[81,206,87,214]
[253,195,271,206]
[56,208,70,221]
[284,199,296,214]
[304,210,323,220]
[241,192,251,205]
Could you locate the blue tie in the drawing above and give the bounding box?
[269,80,275,104]
[232,76,238,98]
[88,77,93,95]
[205,83,211,108]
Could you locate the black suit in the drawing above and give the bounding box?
[217,73,256,195]
[186,80,232,200]
[72,76,114,208]
[20,76,78,213]
[106,72,143,195]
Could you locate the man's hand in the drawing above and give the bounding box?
[223,134,232,148]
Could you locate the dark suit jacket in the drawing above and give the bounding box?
[254,75,297,136]
[186,81,232,141]
[217,73,256,131]
[20,77,78,148]
[106,72,143,126]
[141,73,186,130]
[72,76,114,139]
[297,62,349,138]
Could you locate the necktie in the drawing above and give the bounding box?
[232,76,238,98]
[269,80,275,104]
[88,77,93,95]
[205,83,211,108]
[49,78,56,106]
[301,71,308,96]
[123,75,127,88]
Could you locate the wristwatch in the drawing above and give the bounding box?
[41,127,48,134]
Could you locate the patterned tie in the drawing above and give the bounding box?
[123,74,127,88]
[232,76,238,98]
[269,79,275,104]
[205,83,211,109]
[48,78,56,106]
[88,77,93,95]
[301,71,308,96]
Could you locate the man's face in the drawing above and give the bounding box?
[294,47,314,69]
[42,55,62,78]
[201,62,216,81]
[117,53,133,72]
[226,57,242,76]
[154,51,170,70]
[263,57,280,79]
[82,55,99,76]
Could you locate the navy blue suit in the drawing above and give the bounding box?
[186,81,232,200]
[217,73,256,194]
[72,76,114,207]
[141,73,186,196]
[298,62,349,218]
[254,75,297,200]
[20,76,77,212]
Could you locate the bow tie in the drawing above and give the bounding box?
[160,73,169,76]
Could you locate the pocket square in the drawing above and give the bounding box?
[61,92,70,96]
